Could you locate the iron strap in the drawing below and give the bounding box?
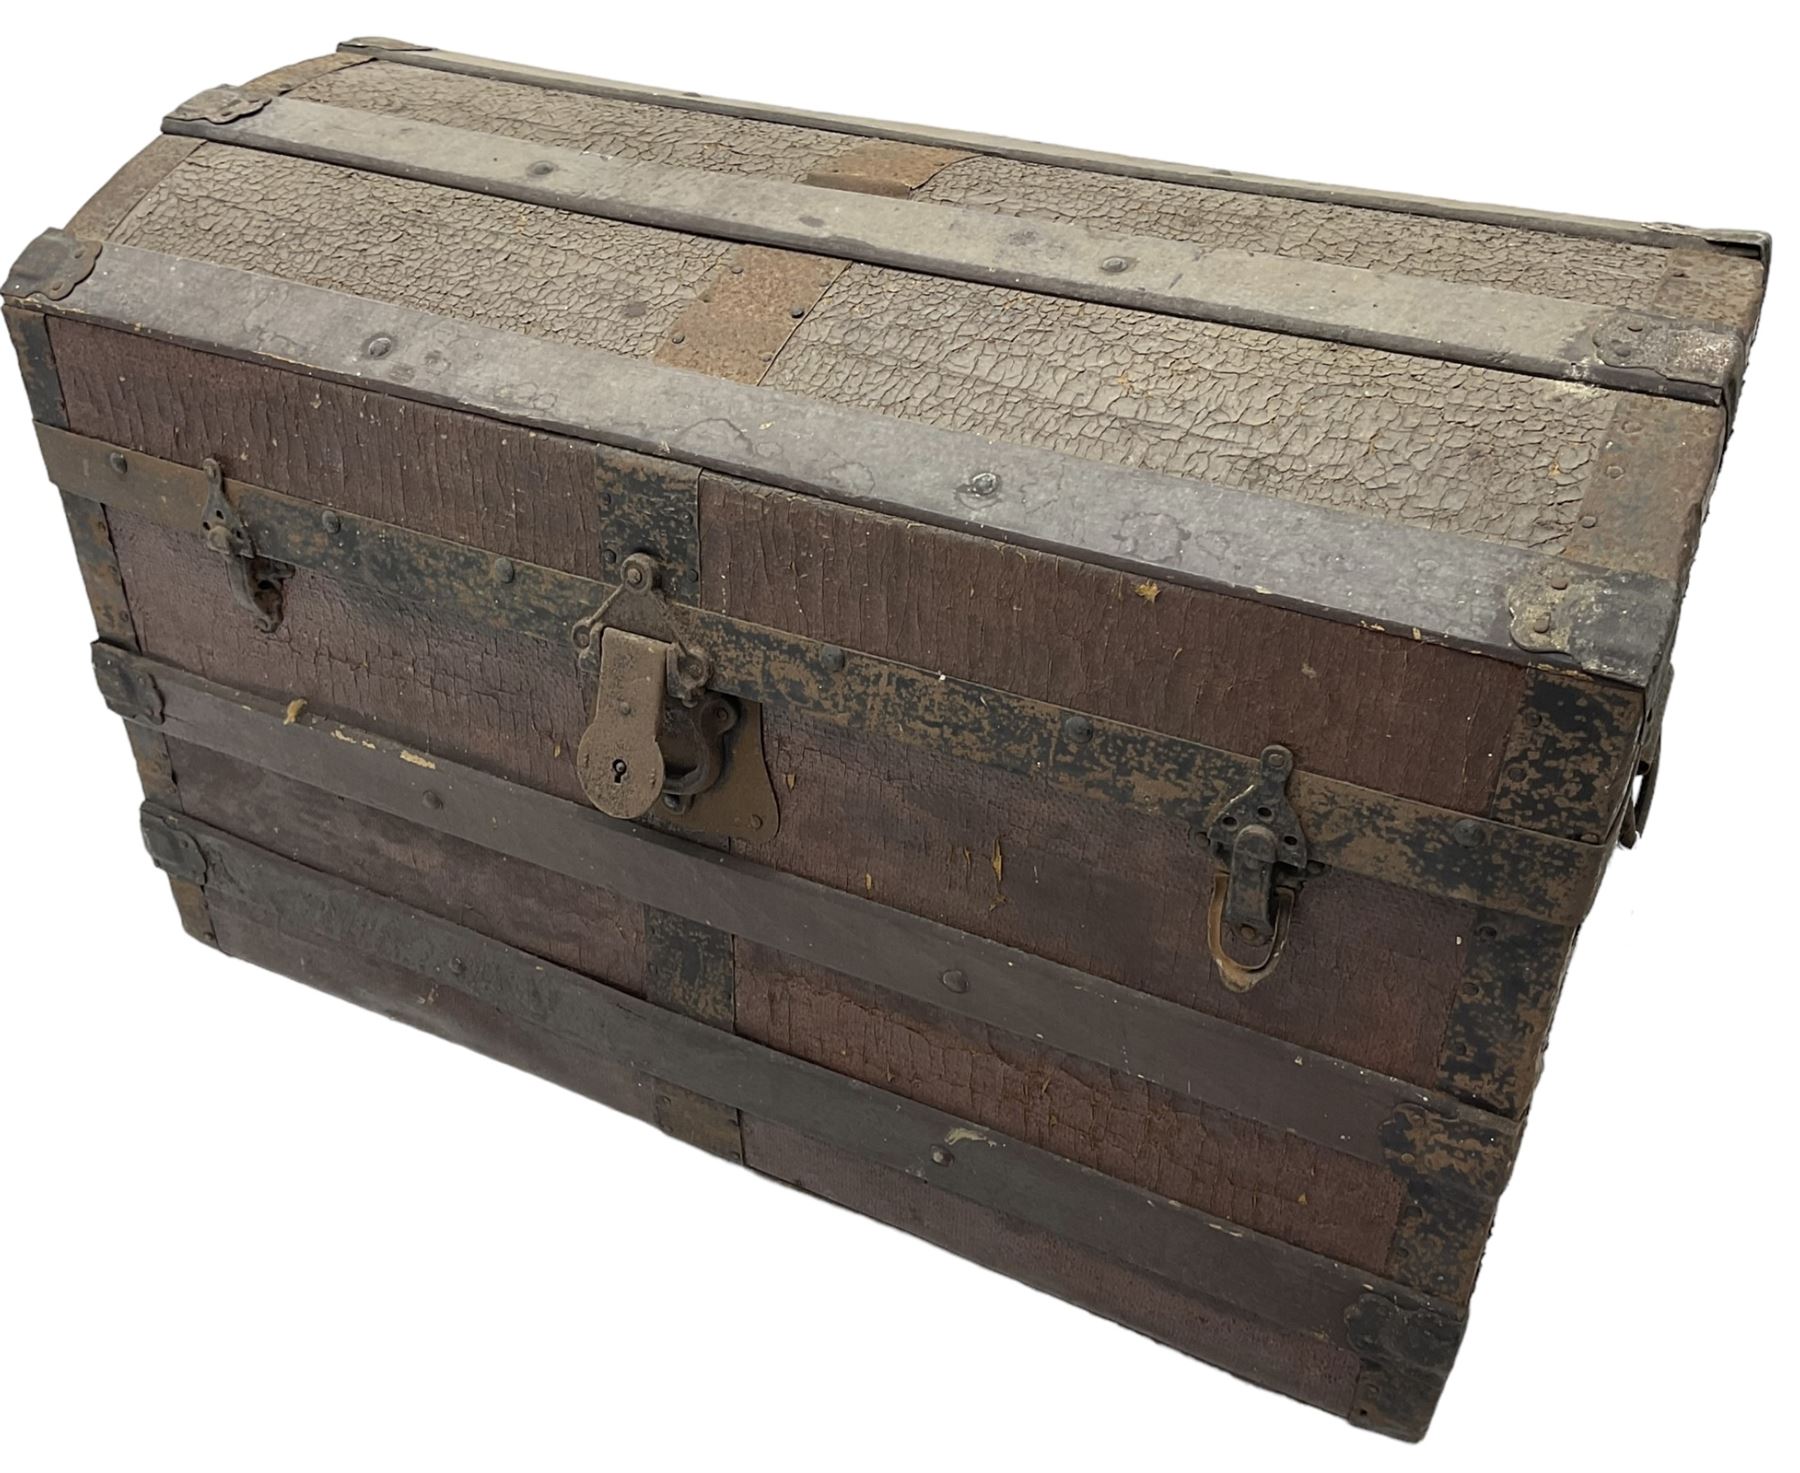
[47,428,1607,926]
[162,95,1742,406]
[145,797,1469,1375]
[13,238,1679,686]
[333,40,1768,264]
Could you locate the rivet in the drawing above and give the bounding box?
[422,790,444,810]
[965,471,1000,498]
[748,814,765,831]
[1625,320,1644,333]
[321,509,342,533]
[1580,514,1599,529]
[930,1146,952,1166]
[527,161,556,177]
[1605,465,1624,479]
[1531,612,1553,635]
[670,331,686,345]
[1100,256,1132,273]
[448,957,466,975]
[1452,818,1485,848]
[106,451,128,475]
[1579,831,1601,844]
[624,561,649,590]
[1549,573,1569,591]
[364,334,394,358]
[1475,923,1500,942]
[493,556,516,583]
[574,628,592,649]
[1061,713,1094,747]
[602,548,619,566]
[820,644,847,673]
[940,968,967,993]
[730,263,746,275]
[789,306,807,319]
[600,492,614,509]
[1623,419,1644,434]
[1505,764,1528,784]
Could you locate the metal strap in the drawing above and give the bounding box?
[18,240,1681,686]
[333,40,1768,264]
[48,428,1608,925]
[163,95,1743,406]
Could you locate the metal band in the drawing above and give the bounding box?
[162,96,1742,405]
[49,428,1605,925]
[22,239,1680,686]
[153,798,1467,1372]
[100,643,1519,1186]
[333,41,1769,265]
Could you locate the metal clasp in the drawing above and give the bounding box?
[572,553,775,837]
[198,457,290,634]
[1205,745,1310,992]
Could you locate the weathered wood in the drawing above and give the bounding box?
[107,514,1502,1098]
[169,740,648,988]
[742,1118,1370,1419]
[699,474,1547,817]
[49,319,625,582]
[735,942,1407,1274]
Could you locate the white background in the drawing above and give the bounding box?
[0,4,1792,1470]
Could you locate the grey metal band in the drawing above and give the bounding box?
[18,236,1679,686]
[334,40,1769,265]
[49,428,1607,925]
[163,95,1743,406]
[143,795,1468,1373]
[104,646,1516,1184]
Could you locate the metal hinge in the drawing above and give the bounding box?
[1205,745,1312,992]
[571,553,777,842]
[199,458,291,634]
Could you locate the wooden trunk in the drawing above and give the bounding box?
[5,39,1770,1441]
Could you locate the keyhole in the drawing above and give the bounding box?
[611,758,628,785]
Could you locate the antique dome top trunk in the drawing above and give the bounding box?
[5,38,1769,1439]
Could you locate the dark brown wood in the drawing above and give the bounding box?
[735,942,1406,1274]
[168,740,648,989]
[742,1118,1369,1418]
[108,512,1503,1099]
[754,707,1476,1090]
[49,318,624,582]
[699,474,1551,817]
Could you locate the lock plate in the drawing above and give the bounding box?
[577,628,669,820]
[572,553,779,842]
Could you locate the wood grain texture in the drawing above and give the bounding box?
[743,1118,1364,1416]
[170,740,647,990]
[51,321,618,580]
[213,903,658,1125]
[735,943,1404,1273]
[753,709,1468,1089]
[700,475,1527,815]
[107,513,1479,1092]
[763,265,1622,553]
[108,512,592,807]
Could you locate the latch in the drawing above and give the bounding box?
[1205,745,1310,992]
[198,458,290,634]
[572,553,777,840]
